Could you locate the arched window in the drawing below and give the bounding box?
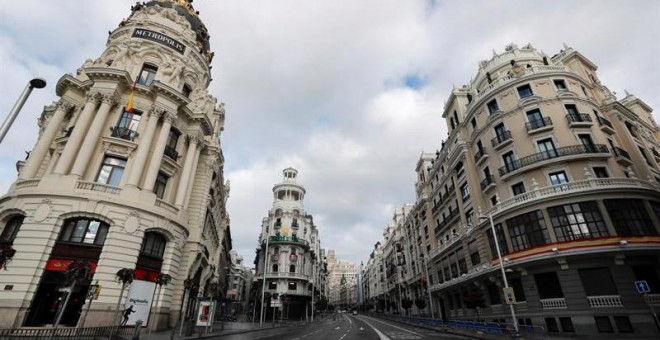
[58,218,109,246]
[289,265,296,273]
[0,215,24,245]
[290,248,297,255]
[272,264,278,272]
[274,246,280,254]
[140,232,167,259]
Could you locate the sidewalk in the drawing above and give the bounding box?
[141,320,303,340]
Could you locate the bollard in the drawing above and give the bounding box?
[132,320,143,340]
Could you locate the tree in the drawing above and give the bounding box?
[414,298,427,311]
[114,268,135,325]
[401,298,413,316]
[54,261,93,329]
[148,273,172,335]
[0,244,16,270]
[315,297,328,311]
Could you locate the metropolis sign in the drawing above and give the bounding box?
[132,28,185,54]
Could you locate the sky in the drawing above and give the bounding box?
[0,0,659,268]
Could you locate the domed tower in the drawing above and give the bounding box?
[255,168,323,322]
[0,1,229,330]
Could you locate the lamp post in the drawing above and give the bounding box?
[259,233,270,327]
[0,78,46,144]
[480,212,519,335]
[420,255,434,319]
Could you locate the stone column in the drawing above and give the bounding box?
[175,135,200,206]
[53,92,100,174]
[20,100,74,179]
[70,93,118,177]
[126,108,164,187]
[183,145,203,209]
[143,111,175,191]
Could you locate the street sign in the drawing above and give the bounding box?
[635,280,651,294]
[503,287,516,305]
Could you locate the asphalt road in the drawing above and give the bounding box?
[214,314,469,340]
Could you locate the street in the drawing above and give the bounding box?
[214,314,469,340]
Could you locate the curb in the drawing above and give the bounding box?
[178,323,302,339]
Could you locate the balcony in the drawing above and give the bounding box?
[491,131,513,150]
[474,148,488,165]
[269,235,310,247]
[541,298,567,309]
[498,144,608,177]
[75,180,121,195]
[612,146,633,166]
[587,295,623,308]
[111,126,139,142]
[525,117,553,134]
[597,116,615,134]
[164,145,179,160]
[266,271,310,281]
[480,174,496,191]
[566,113,593,127]
[644,294,660,306]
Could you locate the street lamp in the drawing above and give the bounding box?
[0,78,47,144]
[480,212,519,335]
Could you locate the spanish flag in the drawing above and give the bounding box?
[125,80,136,113]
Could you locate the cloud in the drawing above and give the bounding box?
[1,0,658,268]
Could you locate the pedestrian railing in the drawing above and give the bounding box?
[0,325,136,339]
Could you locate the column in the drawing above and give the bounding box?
[143,111,175,191]
[183,145,202,209]
[20,100,74,179]
[175,135,199,206]
[125,108,163,187]
[53,92,100,174]
[70,93,118,177]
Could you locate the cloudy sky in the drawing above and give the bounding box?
[1,0,658,267]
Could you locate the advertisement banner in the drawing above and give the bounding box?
[123,280,156,326]
[196,300,213,326]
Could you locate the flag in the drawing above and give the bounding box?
[125,80,136,113]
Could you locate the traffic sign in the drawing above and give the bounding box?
[503,287,516,305]
[635,280,651,294]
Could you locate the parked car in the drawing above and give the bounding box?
[352,310,358,315]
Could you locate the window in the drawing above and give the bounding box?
[113,109,142,141]
[506,210,550,251]
[526,109,545,129]
[460,183,470,201]
[140,232,167,259]
[517,84,533,98]
[593,166,609,178]
[289,265,296,273]
[486,223,509,259]
[268,281,277,289]
[547,201,608,241]
[511,182,525,196]
[288,281,297,290]
[503,151,517,172]
[182,84,192,98]
[58,218,109,246]
[510,277,526,302]
[537,138,557,159]
[565,104,579,116]
[487,99,500,114]
[96,156,127,186]
[456,247,467,275]
[614,316,633,333]
[494,123,508,141]
[579,267,618,296]
[604,199,656,236]
[468,240,480,266]
[164,129,180,160]
[549,171,569,185]
[272,264,278,272]
[0,216,24,245]
[625,121,638,138]
[487,284,501,305]
[470,117,477,129]
[595,316,614,333]
[490,195,498,207]
[578,134,595,152]
[638,146,652,165]
[553,79,567,90]
[559,317,575,333]
[545,318,559,332]
[534,272,564,299]
[154,172,168,199]
[137,64,158,86]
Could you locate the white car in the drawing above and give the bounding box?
[352,310,358,315]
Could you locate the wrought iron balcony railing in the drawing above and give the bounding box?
[111,126,139,141]
[498,144,608,176]
[480,174,495,190]
[164,145,179,160]
[525,117,552,131]
[491,130,512,148]
[566,113,592,124]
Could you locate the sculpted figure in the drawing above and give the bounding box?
[112,42,137,69]
[161,61,184,86]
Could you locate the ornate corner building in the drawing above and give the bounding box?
[364,43,660,338]
[254,168,327,320]
[0,0,230,330]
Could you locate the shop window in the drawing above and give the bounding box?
[614,316,633,333]
[510,277,526,302]
[604,199,656,236]
[534,272,564,299]
[0,215,24,245]
[595,316,614,333]
[58,218,109,246]
[579,267,618,296]
[506,210,549,251]
[547,201,608,241]
[559,317,575,332]
[545,318,559,332]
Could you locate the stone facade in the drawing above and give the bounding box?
[0,0,229,330]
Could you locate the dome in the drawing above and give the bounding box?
[139,0,211,54]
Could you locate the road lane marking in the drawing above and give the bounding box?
[356,316,391,340]
[364,316,422,336]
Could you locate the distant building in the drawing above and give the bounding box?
[326,250,358,306]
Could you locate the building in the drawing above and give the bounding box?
[0,0,230,330]
[365,43,660,337]
[326,249,358,306]
[227,249,253,316]
[254,168,326,321]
